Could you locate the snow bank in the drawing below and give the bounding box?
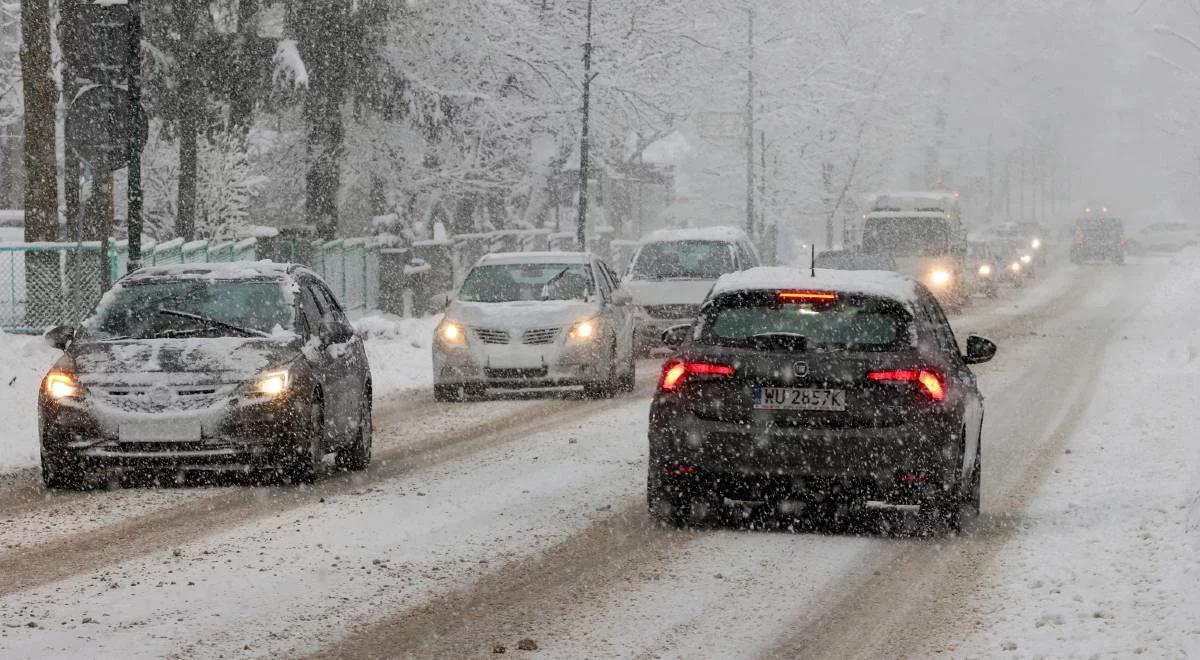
[0,333,59,472]
[929,250,1200,657]
[354,313,441,398]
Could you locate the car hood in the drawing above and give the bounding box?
[70,337,299,380]
[446,300,601,330]
[623,279,715,306]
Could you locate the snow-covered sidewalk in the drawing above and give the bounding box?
[920,252,1200,657]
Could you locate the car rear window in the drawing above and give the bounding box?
[698,292,913,351]
[630,241,736,280]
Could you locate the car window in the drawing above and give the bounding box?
[919,292,960,356]
[85,278,294,339]
[457,263,593,303]
[298,283,325,337]
[315,283,352,328]
[698,292,913,351]
[592,263,612,301]
[630,241,737,280]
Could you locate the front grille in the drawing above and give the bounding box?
[485,367,549,380]
[645,304,698,320]
[522,327,560,345]
[94,385,233,413]
[473,328,511,344]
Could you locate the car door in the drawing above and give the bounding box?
[598,259,635,365]
[312,281,365,438]
[920,292,982,474]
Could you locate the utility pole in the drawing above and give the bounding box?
[744,7,756,238]
[127,0,145,273]
[19,0,58,243]
[575,0,594,251]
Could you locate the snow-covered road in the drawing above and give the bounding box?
[0,252,1195,659]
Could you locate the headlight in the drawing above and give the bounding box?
[568,318,599,342]
[1010,262,1022,272]
[1020,254,1033,264]
[1031,238,1042,250]
[929,269,952,286]
[978,264,993,276]
[437,319,466,346]
[253,369,290,397]
[44,372,80,399]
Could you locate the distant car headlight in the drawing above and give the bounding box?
[978,264,993,277]
[929,269,953,286]
[568,318,599,342]
[436,319,467,346]
[1010,262,1022,273]
[253,369,291,397]
[44,371,80,399]
[1031,238,1042,250]
[1020,254,1033,264]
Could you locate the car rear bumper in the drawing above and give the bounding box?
[649,412,960,501]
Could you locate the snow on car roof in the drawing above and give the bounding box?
[127,261,296,281]
[477,251,593,266]
[710,267,920,305]
[638,226,749,245]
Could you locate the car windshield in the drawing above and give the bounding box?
[85,279,293,339]
[457,263,593,303]
[630,241,736,280]
[862,218,951,256]
[699,293,911,351]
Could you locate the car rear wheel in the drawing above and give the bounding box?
[41,448,86,491]
[336,393,372,472]
[618,349,636,393]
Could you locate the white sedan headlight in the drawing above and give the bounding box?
[568,318,600,342]
[436,319,467,346]
[929,269,953,286]
[1031,238,1042,250]
[978,264,993,277]
[1020,254,1033,264]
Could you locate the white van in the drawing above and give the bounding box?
[861,192,969,308]
[623,226,760,353]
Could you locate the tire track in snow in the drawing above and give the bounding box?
[0,373,659,599]
[759,260,1162,659]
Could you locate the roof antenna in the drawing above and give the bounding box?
[810,244,816,278]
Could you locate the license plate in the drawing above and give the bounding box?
[119,420,203,442]
[753,387,846,411]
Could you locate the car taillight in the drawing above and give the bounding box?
[659,360,735,392]
[1120,233,1127,246]
[1076,231,1085,246]
[867,369,946,401]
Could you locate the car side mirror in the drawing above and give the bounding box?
[611,289,632,307]
[44,325,75,351]
[320,318,354,345]
[429,293,451,311]
[963,334,997,365]
[661,324,692,348]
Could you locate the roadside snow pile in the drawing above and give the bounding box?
[354,313,441,398]
[940,250,1200,657]
[0,332,59,472]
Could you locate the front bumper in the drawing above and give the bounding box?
[39,392,310,470]
[648,408,959,503]
[433,339,607,388]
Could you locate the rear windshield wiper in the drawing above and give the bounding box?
[157,309,268,338]
[748,332,808,352]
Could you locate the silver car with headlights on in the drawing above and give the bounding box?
[432,252,637,401]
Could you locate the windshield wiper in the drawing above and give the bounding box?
[157,309,268,338]
[541,266,573,300]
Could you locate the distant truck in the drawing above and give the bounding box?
[860,192,969,307]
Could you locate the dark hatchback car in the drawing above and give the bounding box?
[39,263,372,489]
[647,267,996,532]
[1071,215,1125,264]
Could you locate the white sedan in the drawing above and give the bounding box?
[432,252,636,401]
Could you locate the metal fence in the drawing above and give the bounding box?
[0,228,622,333]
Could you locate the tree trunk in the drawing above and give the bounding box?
[19,0,57,242]
[20,0,61,328]
[228,0,260,132]
[297,1,351,241]
[175,0,201,241]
